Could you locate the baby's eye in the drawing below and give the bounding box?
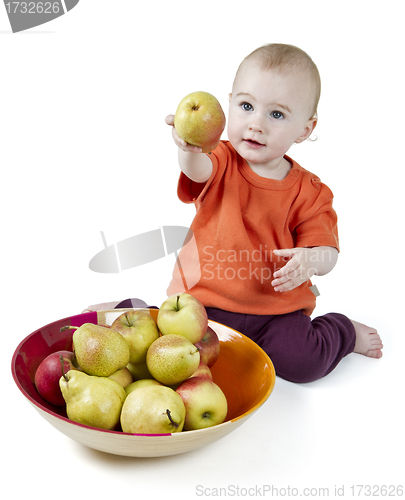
[271,111,284,120]
[241,102,253,111]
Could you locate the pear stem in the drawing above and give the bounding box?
[60,325,78,332]
[166,409,179,429]
[60,355,69,383]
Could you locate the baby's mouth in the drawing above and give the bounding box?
[244,138,265,148]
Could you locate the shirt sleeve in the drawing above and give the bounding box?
[177,142,227,204]
[293,176,340,251]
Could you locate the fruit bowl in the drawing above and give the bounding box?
[11,308,275,457]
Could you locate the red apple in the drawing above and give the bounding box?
[157,293,208,344]
[194,326,220,367]
[34,350,78,406]
[176,376,228,430]
[189,361,212,380]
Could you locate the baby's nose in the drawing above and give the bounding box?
[249,123,263,133]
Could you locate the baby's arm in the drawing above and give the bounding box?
[165,115,213,183]
[271,246,338,292]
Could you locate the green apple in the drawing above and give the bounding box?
[176,377,228,430]
[120,385,186,434]
[108,367,133,388]
[157,293,208,344]
[174,91,226,153]
[111,310,159,364]
[125,378,162,397]
[146,334,200,386]
[126,361,154,380]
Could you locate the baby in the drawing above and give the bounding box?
[163,43,383,383]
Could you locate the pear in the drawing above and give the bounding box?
[60,370,126,430]
[120,385,186,434]
[65,323,130,377]
[146,334,200,386]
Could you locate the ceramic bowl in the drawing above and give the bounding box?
[11,308,275,457]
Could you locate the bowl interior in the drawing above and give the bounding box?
[12,309,275,430]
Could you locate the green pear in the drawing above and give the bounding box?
[66,323,130,377]
[60,370,126,430]
[146,334,200,386]
[120,385,185,434]
[125,378,162,397]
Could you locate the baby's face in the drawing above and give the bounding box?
[227,59,317,169]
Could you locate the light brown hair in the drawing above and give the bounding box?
[235,43,321,118]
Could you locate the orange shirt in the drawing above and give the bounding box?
[167,141,339,316]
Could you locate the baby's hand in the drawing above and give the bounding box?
[271,248,317,292]
[165,115,203,153]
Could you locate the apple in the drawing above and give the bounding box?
[34,350,78,406]
[176,377,228,430]
[194,326,220,367]
[146,334,200,386]
[174,91,226,153]
[125,378,162,397]
[111,310,159,364]
[189,361,212,380]
[126,361,154,380]
[108,367,133,388]
[157,293,208,344]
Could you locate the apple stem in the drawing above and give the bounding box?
[176,295,180,311]
[60,325,78,333]
[166,409,179,429]
[60,355,69,383]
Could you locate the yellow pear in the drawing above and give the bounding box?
[60,370,126,430]
[120,385,185,434]
[67,323,130,377]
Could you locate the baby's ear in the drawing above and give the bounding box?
[295,117,317,144]
[228,93,232,103]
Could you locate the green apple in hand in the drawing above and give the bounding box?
[174,91,226,153]
[120,385,186,434]
[146,334,200,386]
[176,377,228,430]
[157,293,208,344]
[111,310,159,364]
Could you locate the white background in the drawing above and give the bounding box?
[2,1,404,498]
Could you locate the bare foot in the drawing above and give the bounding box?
[351,319,383,358]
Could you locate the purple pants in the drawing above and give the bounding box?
[205,308,356,383]
[115,299,356,383]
